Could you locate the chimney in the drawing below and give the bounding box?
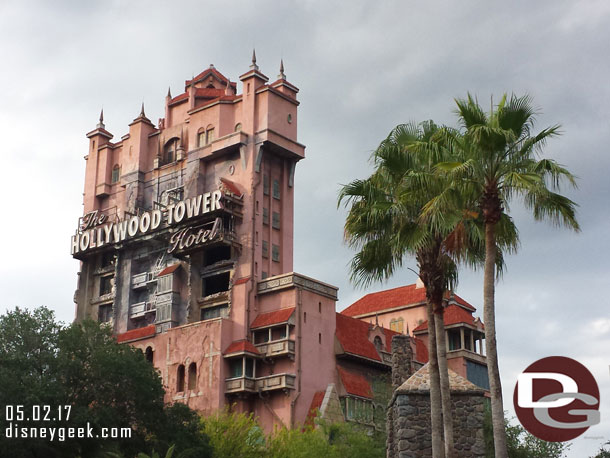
[391,334,413,389]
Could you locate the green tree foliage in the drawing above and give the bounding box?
[200,409,266,458]
[483,405,570,458]
[0,306,211,458]
[591,442,610,458]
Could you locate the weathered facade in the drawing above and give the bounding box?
[71,56,427,431]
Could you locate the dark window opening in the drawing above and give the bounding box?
[229,359,243,378]
[177,364,185,392]
[304,312,307,323]
[263,175,269,195]
[99,276,113,296]
[203,272,230,297]
[188,362,197,390]
[204,245,231,266]
[464,330,473,351]
[263,207,269,225]
[448,329,461,351]
[163,138,178,165]
[101,252,115,269]
[145,346,154,363]
[200,303,229,321]
[373,336,383,352]
[261,271,268,279]
[319,302,322,313]
[254,330,269,344]
[98,304,112,323]
[318,333,322,344]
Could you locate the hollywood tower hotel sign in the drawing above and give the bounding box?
[70,55,348,429]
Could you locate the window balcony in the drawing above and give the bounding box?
[129,301,156,319]
[132,272,154,289]
[225,376,257,394]
[224,373,296,394]
[254,338,295,359]
[255,373,296,392]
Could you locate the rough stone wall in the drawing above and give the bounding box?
[391,335,413,389]
[388,392,485,458]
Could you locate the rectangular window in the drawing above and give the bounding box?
[98,304,112,323]
[272,211,280,229]
[262,240,269,258]
[99,276,113,296]
[272,244,280,262]
[111,166,120,184]
[157,274,173,293]
[206,128,215,144]
[272,179,280,199]
[229,359,243,378]
[200,303,229,321]
[271,326,287,341]
[202,272,230,297]
[198,132,206,147]
[262,207,269,225]
[254,330,270,344]
[263,175,270,195]
[245,358,254,378]
[261,271,268,280]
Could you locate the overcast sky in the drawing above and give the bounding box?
[1,1,608,455]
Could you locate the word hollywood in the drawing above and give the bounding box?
[71,190,223,255]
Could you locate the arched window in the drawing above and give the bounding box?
[176,364,185,392]
[373,336,383,352]
[188,362,197,390]
[198,128,206,147]
[234,123,242,132]
[206,127,215,144]
[111,165,120,184]
[163,138,178,164]
[145,346,153,363]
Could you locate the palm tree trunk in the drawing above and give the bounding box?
[484,222,508,458]
[426,301,445,458]
[434,307,455,458]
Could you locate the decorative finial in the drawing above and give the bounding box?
[140,102,145,118]
[278,59,285,79]
[96,108,105,129]
[250,48,258,70]
[167,86,172,98]
[225,79,232,96]
[209,63,215,69]
[375,313,379,327]
[406,323,410,336]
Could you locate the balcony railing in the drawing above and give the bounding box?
[130,301,156,319]
[254,338,295,358]
[132,272,154,289]
[225,376,257,394]
[224,373,296,394]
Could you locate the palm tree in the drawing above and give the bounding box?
[431,94,580,458]
[339,121,479,458]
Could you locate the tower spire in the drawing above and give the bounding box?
[140,102,146,118]
[96,108,105,129]
[250,48,258,70]
[167,86,172,98]
[278,59,286,79]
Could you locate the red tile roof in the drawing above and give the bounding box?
[220,177,244,198]
[195,87,225,99]
[186,67,237,88]
[224,339,260,356]
[335,313,399,361]
[341,283,475,317]
[116,325,156,343]
[305,390,326,426]
[233,276,250,286]
[251,307,295,329]
[413,337,429,363]
[158,264,180,276]
[337,366,372,399]
[169,92,189,105]
[412,305,481,332]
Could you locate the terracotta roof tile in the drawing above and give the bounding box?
[251,307,295,329]
[233,276,250,286]
[186,67,236,88]
[195,87,225,99]
[116,325,155,343]
[335,313,381,362]
[305,390,325,426]
[224,339,260,356]
[341,283,475,317]
[158,264,180,276]
[220,177,244,198]
[413,337,429,364]
[412,305,482,333]
[337,366,372,399]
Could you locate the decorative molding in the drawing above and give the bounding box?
[257,272,338,300]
